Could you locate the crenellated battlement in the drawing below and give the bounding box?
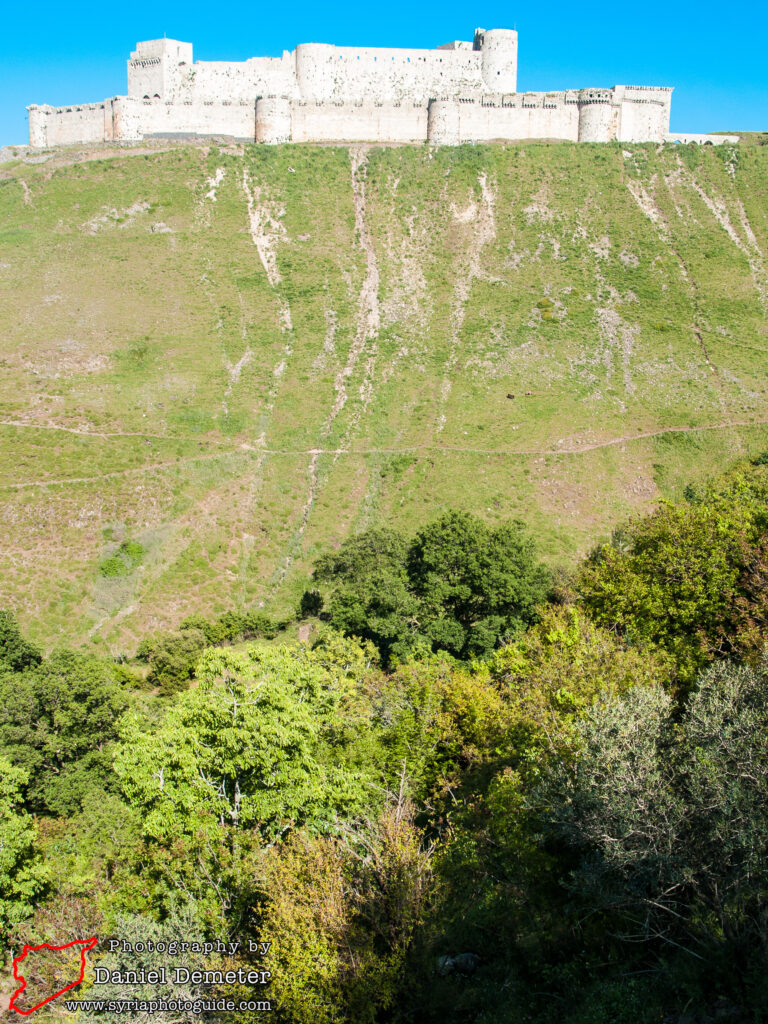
[26,29,721,148]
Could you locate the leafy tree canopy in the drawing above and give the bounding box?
[0,757,48,947]
[0,610,42,672]
[577,481,768,685]
[115,642,378,845]
[313,512,550,664]
[533,655,768,973]
[0,650,129,815]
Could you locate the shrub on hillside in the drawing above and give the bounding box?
[577,479,768,684]
[136,628,207,695]
[532,656,768,1003]
[0,610,42,672]
[313,512,550,664]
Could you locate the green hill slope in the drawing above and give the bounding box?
[1,140,767,651]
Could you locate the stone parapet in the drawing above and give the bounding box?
[26,30,688,148]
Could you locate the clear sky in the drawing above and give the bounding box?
[1,0,765,147]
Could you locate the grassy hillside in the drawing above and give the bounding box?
[1,139,767,652]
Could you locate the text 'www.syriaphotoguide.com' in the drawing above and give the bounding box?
[63,997,272,1013]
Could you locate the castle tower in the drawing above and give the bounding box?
[255,97,292,143]
[127,39,193,101]
[478,28,518,93]
[28,106,49,147]
[294,43,337,102]
[427,99,461,145]
[577,89,617,142]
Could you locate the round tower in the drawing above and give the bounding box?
[28,106,49,147]
[427,99,461,145]
[294,43,337,102]
[255,96,292,143]
[577,90,614,142]
[481,29,518,93]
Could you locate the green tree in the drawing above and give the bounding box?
[313,514,550,664]
[136,627,207,695]
[115,643,374,845]
[407,511,550,659]
[314,527,420,664]
[179,610,280,646]
[0,757,48,947]
[261,794,433,1024]
[578,488,768,685]
[536,684,684,923]
[0,610,41,672]
[680,658,768,957]
[0,651,129,815]
[533,657,768,988]
[487,605,673,762]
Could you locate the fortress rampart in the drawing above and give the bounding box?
[27,30,734,148]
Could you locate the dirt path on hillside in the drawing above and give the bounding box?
[6,417,768,491]
[0,419,241,446]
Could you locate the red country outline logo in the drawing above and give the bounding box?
[9,937,98,1015]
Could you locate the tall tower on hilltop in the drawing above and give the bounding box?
[475,28,518,93]
[127,39,193,101]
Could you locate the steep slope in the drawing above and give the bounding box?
[1,140,767,650]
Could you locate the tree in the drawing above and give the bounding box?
[0,610,41,672]
[314,528,421,664]
[535,685,684,926]
[680,658,768,955]
[74,904,215,1024]
[136,627,207,695]
[0,757,48,948]
[0,650,129,815]
[261,793,433,1024]
[533,656,768,982]
[577,483,768,686]
[487,605,673,763]
[115,643,375,845]
[407,511,551,659]
[312,514,550,664]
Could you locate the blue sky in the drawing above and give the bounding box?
[1,0,765,146]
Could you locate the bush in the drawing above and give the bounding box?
[99,540,144,578]
[0,610,41,671]
[261,795,433,1024]
[298,589,323,618]
[179,610,280,645]
[142,628,207,695]
[577,495,767,685]
[532,656,768,1001]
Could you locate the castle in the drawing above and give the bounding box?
[27,30,736,148]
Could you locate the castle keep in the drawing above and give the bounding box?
[27,30,730,148]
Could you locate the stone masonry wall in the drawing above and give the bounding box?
[27,30,703,148]
[292,44,490,103]
[429,93,580,144]
[29,103,115,147]
[291,101,428,143]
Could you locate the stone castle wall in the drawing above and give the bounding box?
[27,29,711,149]
[29,98,258,146]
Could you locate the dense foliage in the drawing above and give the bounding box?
[4,469,768,1022]
[579,466,768,685]
[311,511,551,663]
